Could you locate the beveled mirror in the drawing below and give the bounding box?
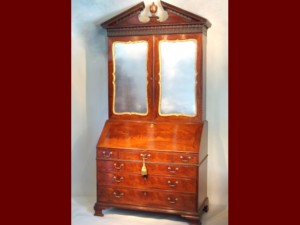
[158,39,198,116]
[112,41,148,115]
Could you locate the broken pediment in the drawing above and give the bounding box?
[101,1,211,36]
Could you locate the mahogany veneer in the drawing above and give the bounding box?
[94,2,211,225]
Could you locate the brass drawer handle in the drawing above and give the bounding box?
[102,151,112,158]
[167,197,178,204]
[113,176,124,183]
[113,163,124,170]
[140,153,151,159]
[113,191,124,198]
[167,180,179,188]
[167,166,179,173]
[180,155,191,162]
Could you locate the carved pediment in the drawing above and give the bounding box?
[101,2,145,28]
[160,1,211,27]
[101,1,211,36]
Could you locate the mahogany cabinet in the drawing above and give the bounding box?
[94,2,211,224]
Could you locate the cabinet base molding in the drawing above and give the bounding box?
[94,197,209,224]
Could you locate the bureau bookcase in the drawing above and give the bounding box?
[94,2,211,224]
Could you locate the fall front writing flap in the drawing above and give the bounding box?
[97,120,203,152]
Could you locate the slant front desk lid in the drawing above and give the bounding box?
[97,120,203,152]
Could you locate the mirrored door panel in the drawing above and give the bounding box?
[112,41,148,115]
[158,39,198,116]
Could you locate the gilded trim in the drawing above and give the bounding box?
[112,40,149,116]
[158,39,198,117]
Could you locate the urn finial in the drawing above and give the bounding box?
[150,2,158,16]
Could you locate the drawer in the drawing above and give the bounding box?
[97,148,118,159]
[97,161,143,173]
[97,160,126,173]
[119,150,173,163]
[97,161,197,177]
[98,187,196,212]
[97,173,196,193]
[118,149,198,164]
[161,164,197,177]
[173,153,198,164]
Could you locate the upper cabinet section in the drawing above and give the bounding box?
[101,1,211,36]
[101,1,211,122]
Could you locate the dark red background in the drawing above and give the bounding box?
[1,1,71,224]
[229,0,300,224]
[1,0,299,224]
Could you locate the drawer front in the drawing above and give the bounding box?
[97,173,196,193]
[118,150,198,164]
[119,150,173,163]
[97,161,127,173]
[161,164,197,177]
[97,148,118,160]
[97,161,197,177]
[173,153,198,164]
[98,187,196,212]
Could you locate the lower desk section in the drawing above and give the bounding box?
[97,187,197,212]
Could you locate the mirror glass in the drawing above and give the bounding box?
[113,41,148,115]
[159,39,197,116]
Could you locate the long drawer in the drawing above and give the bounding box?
[98,148,198,164]
[97,187,197,212]
[97,160,197,177]
[97,173,196,193]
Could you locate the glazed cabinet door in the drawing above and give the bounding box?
[108,36,154,120]
[153,34,203,123]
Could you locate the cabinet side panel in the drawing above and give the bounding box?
[198,120,208,210]
[202,34,207,121]
[198,158,208,209]
[199,121,208,162]
[108,38,113,118]
[96,120,110,147]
